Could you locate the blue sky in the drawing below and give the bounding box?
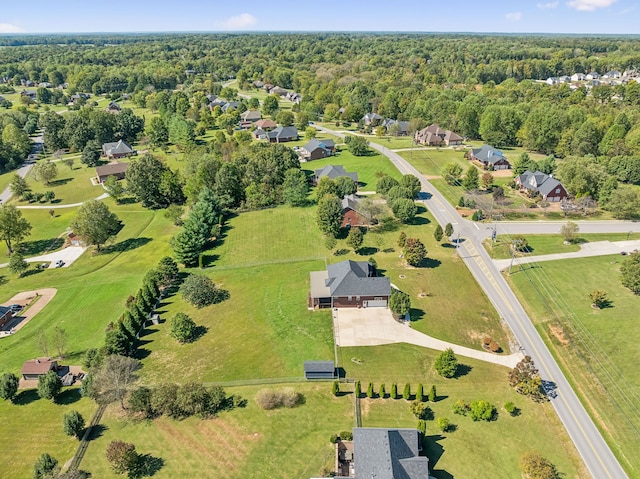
[0,0,638,34]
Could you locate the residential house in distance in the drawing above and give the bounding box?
[586,71,601,80]
[253,128,267,140]
[362,113,383,127]
[239,110,261,129]
[515,170,569,202]
[382,119,410,136]
[38,82,52,88]
[603,70,621,79]
[69,93,90,104]
[546,77,559,85]
[468,144,511,170]
[255,118,277,131]
[313,165,358,186]
[300,139,336,160]
[286,92,302,103]
[21,358,58,380]
[267,126,298,143]
[253,80,264,88]
[21,90,37,99]
[96,162,129,183]
[102,140,134,160]
[343,428,429,479]
[341,194,369,229]
[571,73,586,81]
[309,260,391,309]
[221,101,239,113]
[303,361,336,380]
[270,86,288,97]
[414,124,463,146]
[106,101,121,114]
[558,75,571,83]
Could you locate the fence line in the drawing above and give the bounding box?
[66,403,107,472]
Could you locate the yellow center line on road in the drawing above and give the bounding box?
[461,240,613,478]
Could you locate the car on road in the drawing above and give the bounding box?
[54,260,64,268]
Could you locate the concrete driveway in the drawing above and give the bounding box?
[333,307,522,368]
[25,246,87,268]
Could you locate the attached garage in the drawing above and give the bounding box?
[363,299,387,308]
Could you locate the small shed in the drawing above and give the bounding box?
[304,361,336,380]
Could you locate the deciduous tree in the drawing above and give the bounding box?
[170,312,198,343]
[33,160,58,185]
[106,440,139,475]
[389,290,411,317]
[434,348,458,378]
[346,227,363,251]
[71,200,120,252]
[519,451,561,479]
[621,251,640,295]
[180,274,228,308]
[63,410,86,439]
[316,194,343,237]
[404,237,426,266]
[8,251,28,276]
[38,370,62,401]
[0,372,19,401]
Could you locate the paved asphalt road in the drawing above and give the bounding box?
[317,126,630,478]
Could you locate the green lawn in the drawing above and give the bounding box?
[303,147,402,190]
[486,233,640,259]
[398,147,471,178]
[81,382,353,479]
[0,391,97,479]
[345,343,585,479]
[0,204,178,374]
[507,255,640,477]
[12,160,104,206]
[367,135,417,150]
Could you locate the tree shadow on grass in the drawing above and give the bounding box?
[56,388,81,405]
[417,257,441,269]
[411,216,431,226]
[136,454,165,477]
[49,178,73,187]
[101,237,151,255]
[20,238,64,256]
[454,364,472,379]
[87,423,108,441]
[20,268,45,278]
[200,254,219,268]
[13,389,39,406]
[408,308,425,322]
[357,247,378,256]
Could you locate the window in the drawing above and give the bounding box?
[356,296,360,301]
[348,296,352,302]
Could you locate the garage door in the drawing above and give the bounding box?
[365,300,387,307]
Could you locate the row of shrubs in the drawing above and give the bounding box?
[256,387,303,410]
[23,190,55,203]
[452,399,498,422]
[127,382,244,420]
[336,381,437,401]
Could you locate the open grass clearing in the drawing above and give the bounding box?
[339,343,585,478]
[0,205,177,373]
[303,147,402,190]
[0,391,97,479]
[507,255,640,476]
[81,382,352,479]
[486,232,640,259]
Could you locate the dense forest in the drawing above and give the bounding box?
[1,33,640,214]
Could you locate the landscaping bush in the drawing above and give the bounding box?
[452,399,469,416]
[169,312,198,344]
[329,434,338,444]
[434,348,459,378]
[367,382,374,399]
[410,400,433,420]
[379,383,386,398]
[489,340,501,353]
[391,383,397,399]
[416,383,424,402]
[504,401,519,416]
[339,430,353,441]
[416,419,427,436]
[428,385,437,402]
[331,380,340,397]
[403,383,411,400]
[469,400,497,422]
[256,387,302,410]
[180,274,229,308]
[354,380,361,398]
[437,417,451,432]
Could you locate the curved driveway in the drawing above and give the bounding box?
[317,125,629,479]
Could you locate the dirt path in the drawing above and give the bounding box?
[0,288,57,336]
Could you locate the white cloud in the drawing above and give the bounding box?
[219,13,257,30]
[505,12,523,21]
[566,0,618,11]
[0,23,25,33]
[537,1,559,8]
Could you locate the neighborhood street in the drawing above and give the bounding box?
[316,125,630,479]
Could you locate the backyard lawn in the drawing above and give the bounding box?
[347,343,586,479]
[0,391,97,479]
[508,255,640,476]
[81,382,353,479]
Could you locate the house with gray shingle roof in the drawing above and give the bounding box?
[516,170,568,202]
[102,140,134,160]
[469,144,510,170]
[313,165,358,185]
[347,428,429,479]
[362,113,383,126]
[267,126,298,143]
[301,139,335,160]
[309,260,391,309]
[341,194,369,229]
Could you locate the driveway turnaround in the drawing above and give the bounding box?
[0,288,57,337]
[493,239,640,271]
[333,308,523,368]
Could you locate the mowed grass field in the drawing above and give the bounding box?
[303,147,402,190]
[507,255,640,476]
[486,232,640,259]
[81,382,353,479]
[0,391,97,479]
[345,343,585,479]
